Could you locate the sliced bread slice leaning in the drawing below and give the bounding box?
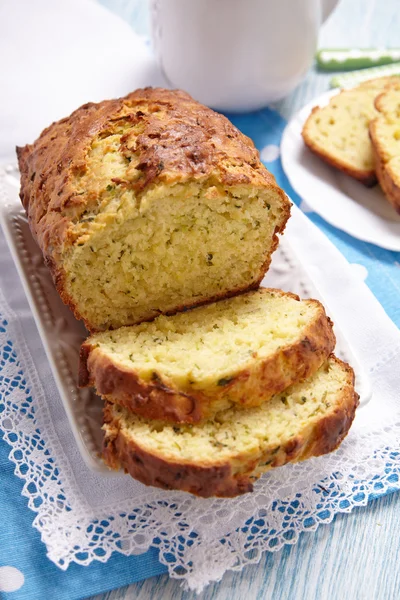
[80,289,335,423]
[358,75,400,91]
[369,86,400,214]
[302,77,400,186]
[102,356,359,497]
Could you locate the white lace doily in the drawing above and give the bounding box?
[1,178,400,592]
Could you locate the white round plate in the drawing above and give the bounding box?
[281,88,400,251]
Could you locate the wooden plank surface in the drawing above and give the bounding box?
[91,1,400,597]
[89,491,400,600]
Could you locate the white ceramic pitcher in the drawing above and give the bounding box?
[150,0,339,111]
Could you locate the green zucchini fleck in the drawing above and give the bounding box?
[217,376,234,387]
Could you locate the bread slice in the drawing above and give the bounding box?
[302,76,400,186]
[369,86,400,214]
[102,356,359,497]
[17,87,290,332]
[80,289,336,423]
[358,75,400,91]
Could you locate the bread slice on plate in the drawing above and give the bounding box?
[80,288,336,423]
[357,75,400,91]
[369,86,400,214]
[17,87,290,332]
[302,76,400,186]
[102,355,359,497]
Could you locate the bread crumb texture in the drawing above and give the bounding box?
[17,88,290,331]
[82,289,335,421]
[88,290,324,385]
[102,356,358,496]
[108,358,349,461]
[302,75,400,185]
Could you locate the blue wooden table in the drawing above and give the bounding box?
[89,1,400,598]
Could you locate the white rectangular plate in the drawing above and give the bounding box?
[0,164,372,474]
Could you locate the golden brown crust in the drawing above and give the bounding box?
[102,422,254,497]
[17,87,290,331]
[102,356,359,498]
[370,132,400,214]
[79,291,336,423]
[302,105,377,187]
[369,96,400,215]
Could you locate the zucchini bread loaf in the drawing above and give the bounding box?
[369,86,400,214]
[80,289,335,423]
[17,88,290,332]
[103,356,359,497]
[302,76,400,186]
